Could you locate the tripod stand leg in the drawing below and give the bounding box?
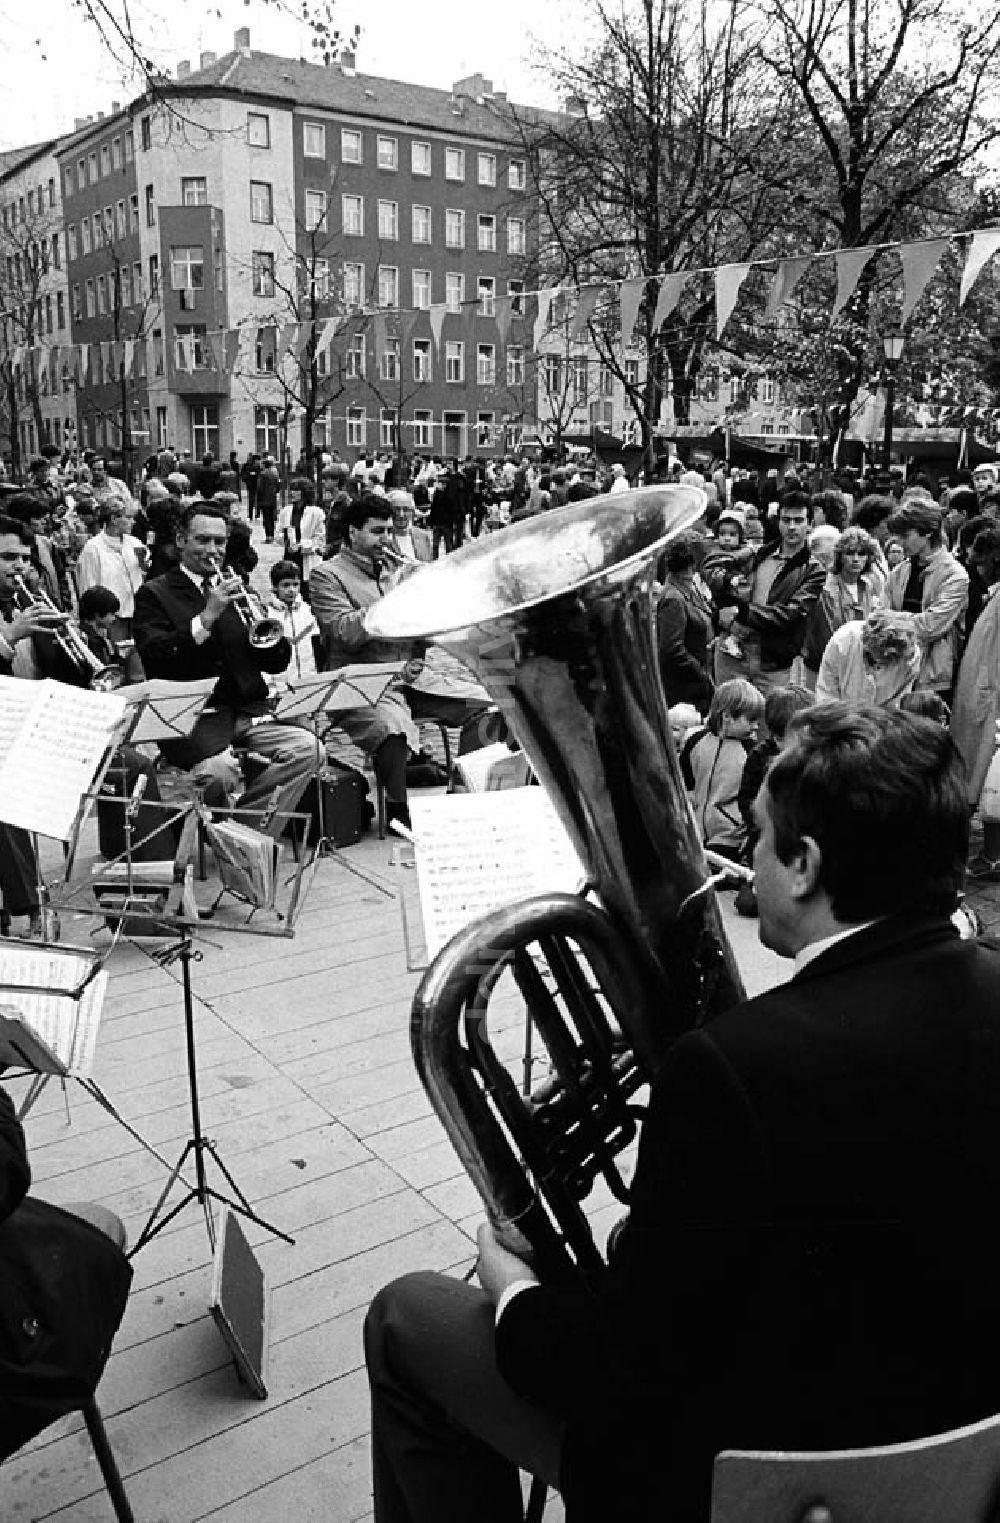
[202,1142,295,1245]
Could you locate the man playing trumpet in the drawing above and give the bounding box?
[133,504,314,833]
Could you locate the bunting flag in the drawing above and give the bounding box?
[533,286,556,350]
[315,316,342,360]
[899,239,948,323]
[495,295,514,346]
[400,307,420,345]
[225,329,242,369]
[428,302,446,356]
[716,263,752,340]
[651,272,686,331]
[372,311,387,362]
[831,246,878,321]
[960,228,1000,305]
[207,331,225,372]
[764,256,811,320]
[277,323,298,357]
[294,322,314,361]
[569,284,601,342]
[618,277,643,346]
[123,339,135,377]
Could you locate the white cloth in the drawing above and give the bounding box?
[74,530,145,617]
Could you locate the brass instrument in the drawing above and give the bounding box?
[366,486,747,1286]
[12,575,122,691]
[378,543,422,591]
[206,570,284,650]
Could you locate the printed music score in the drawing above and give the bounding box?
[0,941,108,1077]
[0,676,127,840]
[408,791,585,957]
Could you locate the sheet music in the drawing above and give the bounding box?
[272,663,402,720]
[0,679,37,769]
[118,678,217,744]
[0,942,107,1076]
[408,791,585,957]
[0,678,127,839]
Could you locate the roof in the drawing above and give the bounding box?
[0,138,57,184]
[160,48,541,143]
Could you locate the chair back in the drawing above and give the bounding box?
[711,1411,1000,1523]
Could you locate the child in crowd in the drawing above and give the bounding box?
[734,685,814,914]
[679,678,764,859]
[269,560,320,678]
[78,585,125,676]
[667,702,702,755]
[702,511,756,663]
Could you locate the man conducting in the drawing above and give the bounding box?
[133,503,314,833]
[365,705,1000,1523]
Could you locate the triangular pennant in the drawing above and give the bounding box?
[831,246,877,321]
[294,321,314,361]
[715,263,752,340]
[569,284,601,342]
[225,328,241,370]
[277,323,298,356]
[495,295,513,346]
[618,278,643,346]
[764,256,811,320]
[400,308,420,345]
[533,286,556,351]
[652,272,686,330]
[899,239,949,323]
[207,330,225,372]
[315,316,343,359]
[372,311,387,363]
[428,303,446,356]
[960,228,1000,305]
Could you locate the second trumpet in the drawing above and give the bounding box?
[208,572,284,650]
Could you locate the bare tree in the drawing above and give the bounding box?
[0,195,65,476]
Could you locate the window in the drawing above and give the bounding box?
[44,294,53,334]
[81,218,92,255]
[478,214,497,253]
[378,199,398,240]
[507,344,524,386]
[377,135,398,170]
[445,271,465,315]
[412,409,432,448]
[412,268,431,309]
[64,168,74,199]
[413,339,431,382]
[67,224,78,260]
[305,188,328,232]
[133,260,143,302]
[101,144,111,177]
[508,158,526,190]
[149,253,159,297]
[255,329,276,372]
[343,261,364,305]
[125,130,134,162]
[411,140,431,175]
[445,147,465,181]
[252,250,275,297]
[346,333,366,378]
[411,204,431,244]
[573,356,589,402]
[380,409,398,448]
[624,358,640,387]
[478,152,497,187]
[85,278,95,318]
[309,257,330,300]
[478,276,495,317]
[477,343,496,386]
[145,184,156,226]
[174,325,207,370]
[339,194,362,236]
[544,354,562,393]
[170,245,204,290]
[380,339,400,381]
[445,209,465,249]
[140,115,151,150]
[112,137,122,170]
[589,400,613,429]
[477,412,495,447]
[72,283,82,320]
[303,121,326,158]
[250,180,273,224]
[77,158,87,190]
[182,177,208,206]
[89,151,98,184]
[507,217,526,255]
[377,265,399,308]
[255,405,280,456]
[341,128,363,164]
[599,363,614,397]
[346,405,366,447]
[119,265,131,306]
[129,193,139,231]
[56,291,65,329]
[116,200,126,239]
[247,112,270,148]
[445,340,464,383]
[104,206,114,243]
[760,376,775,404]
[508,279,525,315]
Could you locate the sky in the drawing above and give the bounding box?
[0,0,587,151]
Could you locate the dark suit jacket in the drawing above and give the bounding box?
[133,566,291,766]
[496,916,1000,1522]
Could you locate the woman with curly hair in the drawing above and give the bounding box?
[816,609,920,708]
[800,525,882,689]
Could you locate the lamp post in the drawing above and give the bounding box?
[882,330,904,472]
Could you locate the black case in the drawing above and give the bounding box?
[295,762,374,847]
[97,753,181,861]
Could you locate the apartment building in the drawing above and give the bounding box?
[46,29,540,470]
[0,141,74,463]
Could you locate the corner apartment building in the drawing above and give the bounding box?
[0,140,75,464]
[51,29,539,470]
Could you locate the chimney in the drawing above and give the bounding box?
[493,89,507,102]
[200,51,216,69]
[452,72,492,99]
[339,48,356,75]
[74,117,86,130]
[234,26,250,51]
[111,100,121,113]
[97,111,105,121]
[177,59,191,78]
[564,93,587,116]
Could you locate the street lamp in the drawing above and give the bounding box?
[882,329,904,472]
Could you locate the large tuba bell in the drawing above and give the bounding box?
[366,486,746,1284]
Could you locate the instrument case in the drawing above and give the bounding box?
[294,762,374,847]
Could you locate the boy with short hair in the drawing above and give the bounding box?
[269,560,320,678]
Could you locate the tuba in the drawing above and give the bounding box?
[366,486,746,1284]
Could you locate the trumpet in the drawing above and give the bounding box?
[205,570,284,650]
[12,576,122,691]
[378,544,422,591]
